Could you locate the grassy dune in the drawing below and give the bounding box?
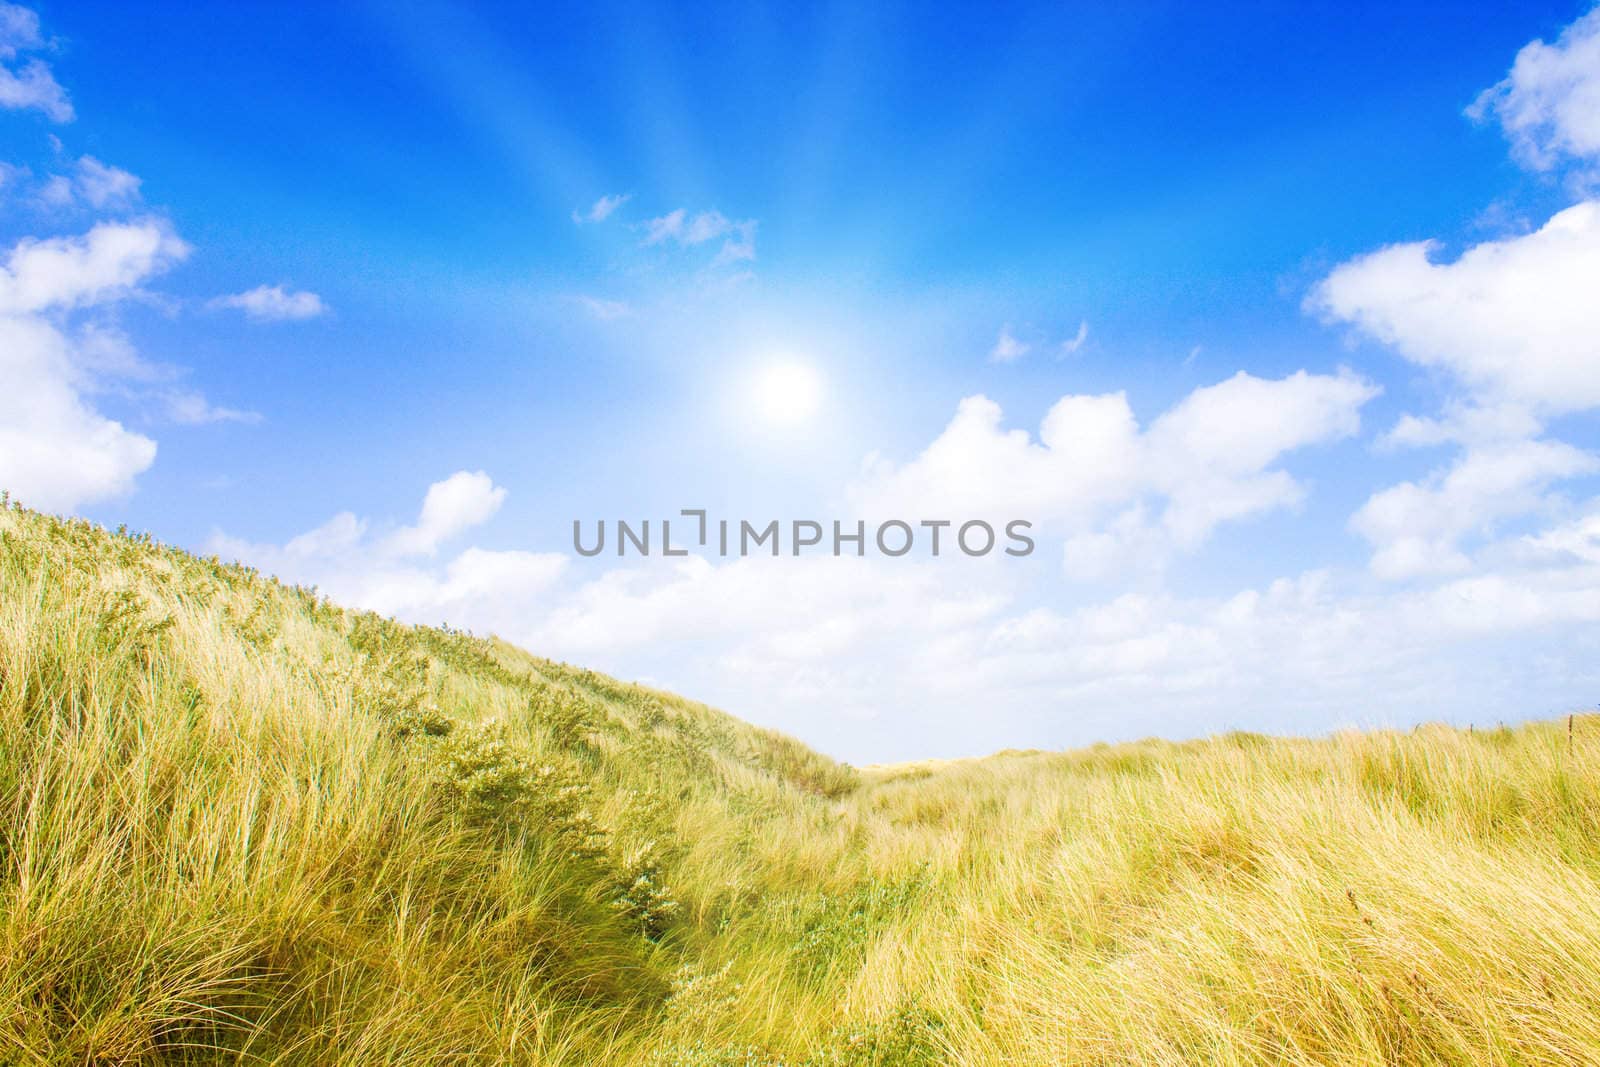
[4,500,1600,1064]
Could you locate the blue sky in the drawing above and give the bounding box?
[4,2,1600,761]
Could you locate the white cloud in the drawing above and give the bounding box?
[1380,404,1543,450]
[1352,438,1597,580]
[384,470,508,557]
[212,284,327,322]
[210,475,566,634]
[1312,193,1600,579]
[851,369,1378,573]
[70,322,167,382]
[1522,509,1600,565]
[988,321,1085,363]
[0,315,155,511]
[0,216,255,509]
[2,155,141,211]
[245,517,1600,760]
[0,1,43,56]
[1468,7,1600,175]
[73,156,141,208]
[1059,320,1089,356]
[576,294,631,320]
[572,193,629,224]
[682,212,736,244]
[987,325,1029,363]
[710,222,756,267]
[0,219,189,314]
[524,532,1600,759]
[642,207,758,266]
[161,390,261,426]
[1310,200,1600,416]
[0,2,70,122]
[34,172,70,206]
[284,511,367,559]
[1146,369,1376,540]
[642,208,686,245]
[0,220,196,510]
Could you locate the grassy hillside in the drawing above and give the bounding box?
[4,500,1600,1065]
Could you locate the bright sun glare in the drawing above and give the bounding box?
[751,359,823,427]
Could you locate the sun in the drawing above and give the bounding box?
[751,359,824,427]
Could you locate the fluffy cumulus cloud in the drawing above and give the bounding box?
[1351,439,1597,580]
[0,219,189,315]
[384,470,508,557]
[1469,6,1600,175]
[0,1,71,122]
[1311,200,1600,581]
[1311,201,1600,416]
[210,472,567,634]
[851,370,1378,577]
[0,316,155,510]
[0,220,196,511]
[211,283,327,321]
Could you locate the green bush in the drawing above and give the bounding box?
[806,1003,944,1066]
[613,847,682,941]
[430,721,607,858]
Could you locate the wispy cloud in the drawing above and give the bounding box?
[575,295,632,320]
[161,390,262,426]
[211,284,327,322]
[641,207,758,267]
[572,192,630,224]
[1059,320,1089,356]
[27,155,143,211]
[0,1,71,121]
[73,156,141,208]
[988,325,1029,363]
[642,208,687,245]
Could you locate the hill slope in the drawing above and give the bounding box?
[4,500,1600,1065]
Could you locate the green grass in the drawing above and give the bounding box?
[4,498,1600,1064]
